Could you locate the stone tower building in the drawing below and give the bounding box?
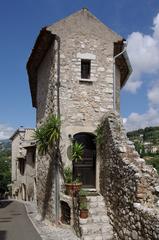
[27,9,131,223]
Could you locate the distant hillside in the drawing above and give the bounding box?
[0,139,11,194]
[0,139,11,151]
[127,126,159,174]
[127,126,159,145]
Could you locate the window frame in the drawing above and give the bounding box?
[81,59,91,79]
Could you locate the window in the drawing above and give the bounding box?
[81,59,91,79]
[32,148,36,167]
[19,158,25,175]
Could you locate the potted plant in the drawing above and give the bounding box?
[79,188,88,203]
[64,141,84,196]
[72,141,84,183]
[80,200,89,219]
[64,166,82,196]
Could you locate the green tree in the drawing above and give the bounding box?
[0,149,11,194]
[34,114,61,223]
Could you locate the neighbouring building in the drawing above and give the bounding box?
[10,128,36,201]
[27,8,159,240]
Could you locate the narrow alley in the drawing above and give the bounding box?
[0,200,41,240]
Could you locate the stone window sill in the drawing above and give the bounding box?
[79,78,94,83]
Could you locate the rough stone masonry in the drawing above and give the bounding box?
[99,111,159,240]
[27,8,130,223]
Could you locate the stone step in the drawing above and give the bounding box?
[79,194,114,240]
[91,215,110,223]
[80,223,113,236]
[82,233,113,240]
[87,196,104,203]
[80,214,110,224]
[89,207,106,215]
[88,201,106,208]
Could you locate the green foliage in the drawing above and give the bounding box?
[146,155,159,174]
[127,129,144,139]
[0,148,11,193]
[134,141,141,154]
[33,127,48,155]
[127,127,159,174]
[34,115,61,155]
[71,142,84,162]
[127,126,159,145]
[63,140,84,184]
[79,188,88,197]
[80,200,88,210]
[95,124,104,145]
[134,141,146,157]
[64,166,72,183]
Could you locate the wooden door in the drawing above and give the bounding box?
[73,133,96,188]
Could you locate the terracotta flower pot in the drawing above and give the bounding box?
[65,182,82,196]
[80,209,88,218]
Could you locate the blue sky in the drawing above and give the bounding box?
[0,0,159,139]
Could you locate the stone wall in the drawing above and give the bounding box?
[99,111,159,239]
[36,153,57,221]
[35,9,123,222]
[46,9,122,168]
[40,11,121,169]
[25,147,36,201]
[11,128,26,197]
[11,129,36,201]
[36,41,58,221]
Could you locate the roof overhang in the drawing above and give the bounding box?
[114,40,132,88]
[23,140,36,149]
[10,128,25,140]
[27,28,56,107]
[17,156,26,161]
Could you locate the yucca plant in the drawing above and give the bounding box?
[34,114,61,155]
[72,141,84,184]
[63,166,72,183]
[33,114,61,222]
[72,142,84,162]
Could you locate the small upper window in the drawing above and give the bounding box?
[19,159,25,175]
[81,59,91,79]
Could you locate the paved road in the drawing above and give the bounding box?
[0,200,42,240]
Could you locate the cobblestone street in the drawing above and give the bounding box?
[0,200,79,240]
[25,201,79,240]
[0,200,41,240]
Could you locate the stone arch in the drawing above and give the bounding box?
[60,201,71,225]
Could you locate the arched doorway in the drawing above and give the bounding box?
[73,132,96,188]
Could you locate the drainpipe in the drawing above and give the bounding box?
[54,35,60,224]
[113,42,127,110]
[56,35,61,117]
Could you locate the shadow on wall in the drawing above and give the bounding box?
[41,153,55,220]
[0,231,6,240]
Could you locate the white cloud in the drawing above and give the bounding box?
[124,13,159,93]
[147,80,159,105]
[153,13,159,40]
[123,12,159,131]
[122,118,127,124]
[0,124,15,140]
[124,77,142,93]
[124,79,159,131]
[124,108,159,131]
